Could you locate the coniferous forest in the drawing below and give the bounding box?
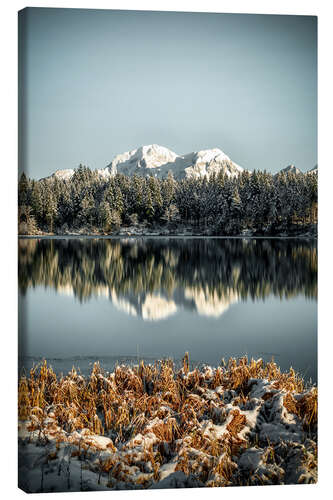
[18,166,317,236]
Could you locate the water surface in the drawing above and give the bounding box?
[18,238,317,381]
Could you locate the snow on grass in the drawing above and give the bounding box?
[18,356,317,492]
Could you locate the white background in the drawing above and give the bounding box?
[1,1,331,499]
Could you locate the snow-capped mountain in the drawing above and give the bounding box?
[307,165,318,175]
[277,164,318,176]
[105,144,179,177]
[41,149,318,182]
[279,164,302,175]
[43,144,244,181]
[45,168,75,181]
[103,144,244,180]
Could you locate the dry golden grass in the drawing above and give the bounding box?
[283,387,318,431]
[18,355,317,488]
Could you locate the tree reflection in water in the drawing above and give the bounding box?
[18,238,317,320]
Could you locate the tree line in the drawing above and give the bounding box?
[18,165,318,235]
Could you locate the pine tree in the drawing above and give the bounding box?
[229,185,242,233]
[18,172,30,206]
[99,200,112,232]
[114,186,124,216]
[145,186,155,222]
[148,176,163,221]
[162,171,176,209]
[230,186,241,217]
[161,204,180,226]
[129,213,139,226]
[44,185,58,233]
[58,185,73,228]
[79,192,95,227]
[110,210,122,229]
[18,205,38,235]
[131,175,144,219]
[30,180,43,225]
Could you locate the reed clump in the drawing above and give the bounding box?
[18,355,317,491]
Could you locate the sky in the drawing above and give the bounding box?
[18,8,317,179]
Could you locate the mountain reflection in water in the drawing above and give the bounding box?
[18,238,317,321]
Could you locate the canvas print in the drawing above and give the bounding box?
[18,8,317,493]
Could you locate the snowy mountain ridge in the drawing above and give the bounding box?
[276,164,318,176]
[280,164,302,175]
[307,165,318,175]
[43,144,318,181]
[44,144,245,181]
[103,144,244,180]
[49,169,75,180]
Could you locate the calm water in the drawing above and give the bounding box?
[18,237,317,382]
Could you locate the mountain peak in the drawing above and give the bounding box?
[43,169,75,181]
[40,145,245,181]
[105,145,244,180]
[307,165,318,175]
[280,164,302,175]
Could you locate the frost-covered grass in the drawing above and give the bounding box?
[18,355,317,492]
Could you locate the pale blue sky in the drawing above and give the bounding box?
[18,8,317,178]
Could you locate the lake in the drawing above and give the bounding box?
[18,237,317,382]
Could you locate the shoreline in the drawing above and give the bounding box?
[18,354,317,385]
[18,233,317,240]
[18,356,317,492]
